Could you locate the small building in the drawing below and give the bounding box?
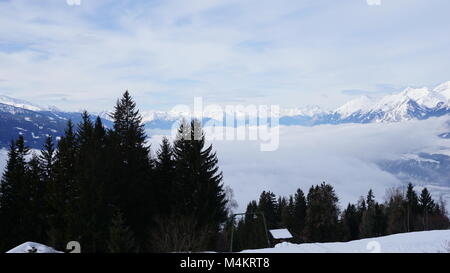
[269,228,293,246]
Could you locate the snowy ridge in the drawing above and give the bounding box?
[335,96,375,118]
[333,81,450,123]
[0,95,45,112]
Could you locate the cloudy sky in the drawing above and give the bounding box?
[1,0,450,111]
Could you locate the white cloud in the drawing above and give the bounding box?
[1,0,450,111]
[367,0,382,6]
[148,116,449,211]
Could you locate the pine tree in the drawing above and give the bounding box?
[258,191,278,229]
[71,112,110,252]
[26,154,48,243]
[0,136,31,251]
[292,188,307,238]
[304,182,340,242]
[47,120,78,249]
[107,210,137,253]
[155,137,175,217]
[366,189,375,209]
[360,189,377,238]
[342,203,360,240]
[419,187,435,230]
[405,183,419,232]
[108,91,153,250]
[172,119,227,249]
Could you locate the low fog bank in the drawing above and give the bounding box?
[149,116,450,211]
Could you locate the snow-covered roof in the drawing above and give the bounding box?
[269,229,293,239]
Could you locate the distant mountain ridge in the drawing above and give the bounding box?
[0,96,112,148]
[1,81,450,147]
[141,81,450,128]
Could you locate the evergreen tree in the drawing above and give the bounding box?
[155,137,175,217]
[47,120,78,249]
[405,183,419,232]
[292,188,307,239]
[26,154,48,244]
[39,136,55,181]
[70,112,110,252]
[366,189,375,209]
[385,188,407,234]
[258,191,278,229]
[172,119,227,249]
[360,189,377,238]
[0,136,31,251]
[108,91,154,250]
[233,200,268,251]
[107,210,137,253]
[304,182,340,242]
[419,187,435,230]
[342,203,360,241]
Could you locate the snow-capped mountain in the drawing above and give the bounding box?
[0,97,112,148]
[0,95,46,112]
[141,81,450,128]
[331,81,450,123]
[2,81,450,146]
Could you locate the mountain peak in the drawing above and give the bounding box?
[433,81,450,99]
[335,95,374,118]
[0,95,45,112]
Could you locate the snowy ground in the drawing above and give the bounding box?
[242,230,450,253]
[6,242,62,253]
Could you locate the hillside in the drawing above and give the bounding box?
[242,230,450,253]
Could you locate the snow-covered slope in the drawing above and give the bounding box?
[335,96,375,119]
[242,230,450,253]
[6,242,62,253]
[0,95,45,112]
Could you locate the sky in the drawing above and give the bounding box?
[1,0,450,112]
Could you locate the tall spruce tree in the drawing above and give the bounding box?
[360,189,377,238]
[0,136,32,251]
[172,119,227,249]
[405,183,419,232]
[70,112,110,252]
[108,91,153,251]
[293,188,307,238]
[419,187,434,230]
[47,120,78,249]
[26,154,48,244]
[155,137,175,217]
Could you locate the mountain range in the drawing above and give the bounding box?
[142,81,450,128]
[1,81,450,148]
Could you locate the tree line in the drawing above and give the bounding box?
[0,91,229,253]
[230,182,450,251]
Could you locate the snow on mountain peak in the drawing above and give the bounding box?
[0,95,45,112]
[335,96,374,118]
[398,87,444,109]
[433,81,450,99]
[334,81,450,122]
